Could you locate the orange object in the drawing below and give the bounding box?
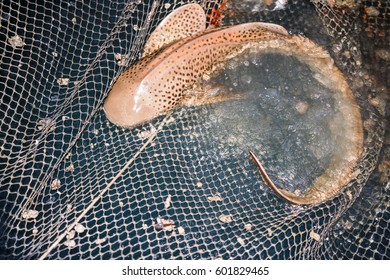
[207,0,228,27]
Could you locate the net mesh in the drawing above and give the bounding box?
[0,0,388,259]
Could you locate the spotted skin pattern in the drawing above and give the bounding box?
[142,4,206,57]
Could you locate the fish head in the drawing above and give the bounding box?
[103,71,157,128]
[103,3,207,128]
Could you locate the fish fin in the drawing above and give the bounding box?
[252,22,289,36]
[181,86,246,107]
[142,3,206,57]
[249,151,311,205]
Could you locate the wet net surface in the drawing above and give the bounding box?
[0,0,388,259]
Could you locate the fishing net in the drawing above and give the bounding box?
[0,0,388,259]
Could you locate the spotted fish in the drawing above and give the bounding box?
[103,3,289,127]
[104,4,363,205]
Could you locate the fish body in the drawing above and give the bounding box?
[103,4,363,205]
[103,4,288,128]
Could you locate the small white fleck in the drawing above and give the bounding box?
[114,53,130,66]
[272,0,288,11]
[57,77,69,86]
[22,209,39,220]
[138,125,157,140]
[346,190,353,200]
[8,35,25,48]
[64,240,76,249]
[219,214,233,223]
[177,226,185,235]
[65,163,74,172]
[164,194,172,209]
[74,223,86,234]
[37,118,55,131]
[95,238,106,245]
[67,230,75,240]
[51,179,61,190]
[164,3,171,9]
[237,237,245,246]
[294,189,301,196]
[244,223,253,231]
[295,101,309,114]
[207,195,223,202]
[310,230,321,242]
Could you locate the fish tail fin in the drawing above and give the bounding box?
[249,151,310,205]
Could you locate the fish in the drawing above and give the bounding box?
[103,3,363,205]
[103,3,289,128]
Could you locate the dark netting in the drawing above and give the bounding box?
[0,0,388,259]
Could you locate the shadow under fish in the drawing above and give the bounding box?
[103,3,363,205]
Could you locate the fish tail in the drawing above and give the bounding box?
[249,151,311,205]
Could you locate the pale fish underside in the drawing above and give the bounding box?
[103,4,363,205]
